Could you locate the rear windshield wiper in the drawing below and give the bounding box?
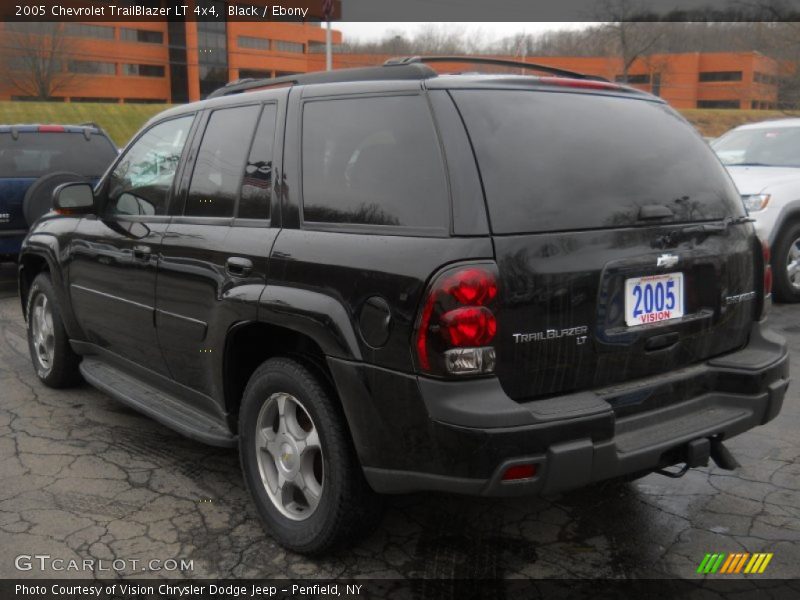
[654,215,754,248]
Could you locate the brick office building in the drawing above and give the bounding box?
[0,8,782,109]
[0,0,342,103]
[311,51,782,110]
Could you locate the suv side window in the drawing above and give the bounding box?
[185,105,261,218]
[107,116,194,217]
[239,104,277,220]
[301,95,449,231]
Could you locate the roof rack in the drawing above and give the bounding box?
[207,62,438,98]
[207,55,608,99]
[384,56,608,81]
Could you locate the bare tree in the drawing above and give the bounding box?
[0,23,76,100]
[596,0,665,82]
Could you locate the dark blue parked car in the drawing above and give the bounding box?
[0,124,118,261]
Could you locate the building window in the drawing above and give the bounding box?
[308,41,342,54]
[754,72,778,85]
[275,71,300,77]
[120,28,164,44]
[71,97,119,103]
[238,36,270,50]
[697,100,740,109]
[614,73,651,84]
[4,22,55,34]
[68,61,116,75]
[12,95,65,102]
[273,40,304,53]
[123,64,166,77]
[123,98,168,104]
[63,24,115,39]
[197,1,229,99]
[699,71,743,82]
[239,69,272,79]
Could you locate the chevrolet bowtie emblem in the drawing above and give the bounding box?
[657,253,679,268]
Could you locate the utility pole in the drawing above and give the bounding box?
[326,20,332,71]
[324,0,333,71]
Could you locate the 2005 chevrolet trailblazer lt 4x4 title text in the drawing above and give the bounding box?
[17,57,790,554]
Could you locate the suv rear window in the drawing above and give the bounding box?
[0,131,117,178]
[452,90,743,234]
[301,95,448,231]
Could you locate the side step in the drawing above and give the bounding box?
[80,358,236,447]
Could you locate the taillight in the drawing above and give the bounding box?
[414,263,499,376]
[38,125,65,133]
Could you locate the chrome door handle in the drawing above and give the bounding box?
[133,245,151,260]
[226,256,253,277]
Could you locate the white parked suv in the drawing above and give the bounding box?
[713,118,800,302]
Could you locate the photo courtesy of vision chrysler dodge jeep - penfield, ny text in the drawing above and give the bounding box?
[17,57,790,553]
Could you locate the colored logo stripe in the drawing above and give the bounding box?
[699,552,773,574]
[697,553,726,574]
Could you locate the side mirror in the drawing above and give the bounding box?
[53,182,95,214]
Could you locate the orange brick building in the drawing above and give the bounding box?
[0,9,781,110]
[0,0,342,103]
[312,51,781,110]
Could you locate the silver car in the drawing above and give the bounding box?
[713,118,800,302]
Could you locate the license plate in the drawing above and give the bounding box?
[624,273,684,327]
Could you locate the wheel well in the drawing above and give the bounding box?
[18,254,49,318]
[223,322,337,433]
[773,211,800,247]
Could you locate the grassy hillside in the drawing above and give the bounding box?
[1,101,799,146]
[0,101,170,146]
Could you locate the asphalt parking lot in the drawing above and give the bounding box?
[0,261,798,581]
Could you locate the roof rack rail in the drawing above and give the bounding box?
[384,56,608,82]
[207,63,438,98]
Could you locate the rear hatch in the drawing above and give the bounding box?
[450,87,758,402]
[0,128,117,233]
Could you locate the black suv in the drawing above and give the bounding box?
[18,58,790,554]
[0,123,118,260]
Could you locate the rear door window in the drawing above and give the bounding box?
[185,105,261,218]
[0,132,117,177]
[451,90,743,234]
[301,95,449,232]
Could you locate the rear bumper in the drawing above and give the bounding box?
[329,320,789,496]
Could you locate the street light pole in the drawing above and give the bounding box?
[326,19,332,71]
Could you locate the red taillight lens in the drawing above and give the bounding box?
[415,264,499,375]
[38,125,65,133]
[441,268,498,305]
[502,464,537,481]
[440,307,497,347]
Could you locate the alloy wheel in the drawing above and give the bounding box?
[255,392,324,521]
[30,293,55,373]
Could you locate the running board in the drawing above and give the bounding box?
[79,358,236,447]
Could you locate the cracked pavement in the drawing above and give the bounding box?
[0,262,798,580]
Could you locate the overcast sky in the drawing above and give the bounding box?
[334,22,592,44]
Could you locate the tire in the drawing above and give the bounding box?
[23,172,87,226]
[26,273,82,388]
[239,357,382,554]
[771,222,800,303]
